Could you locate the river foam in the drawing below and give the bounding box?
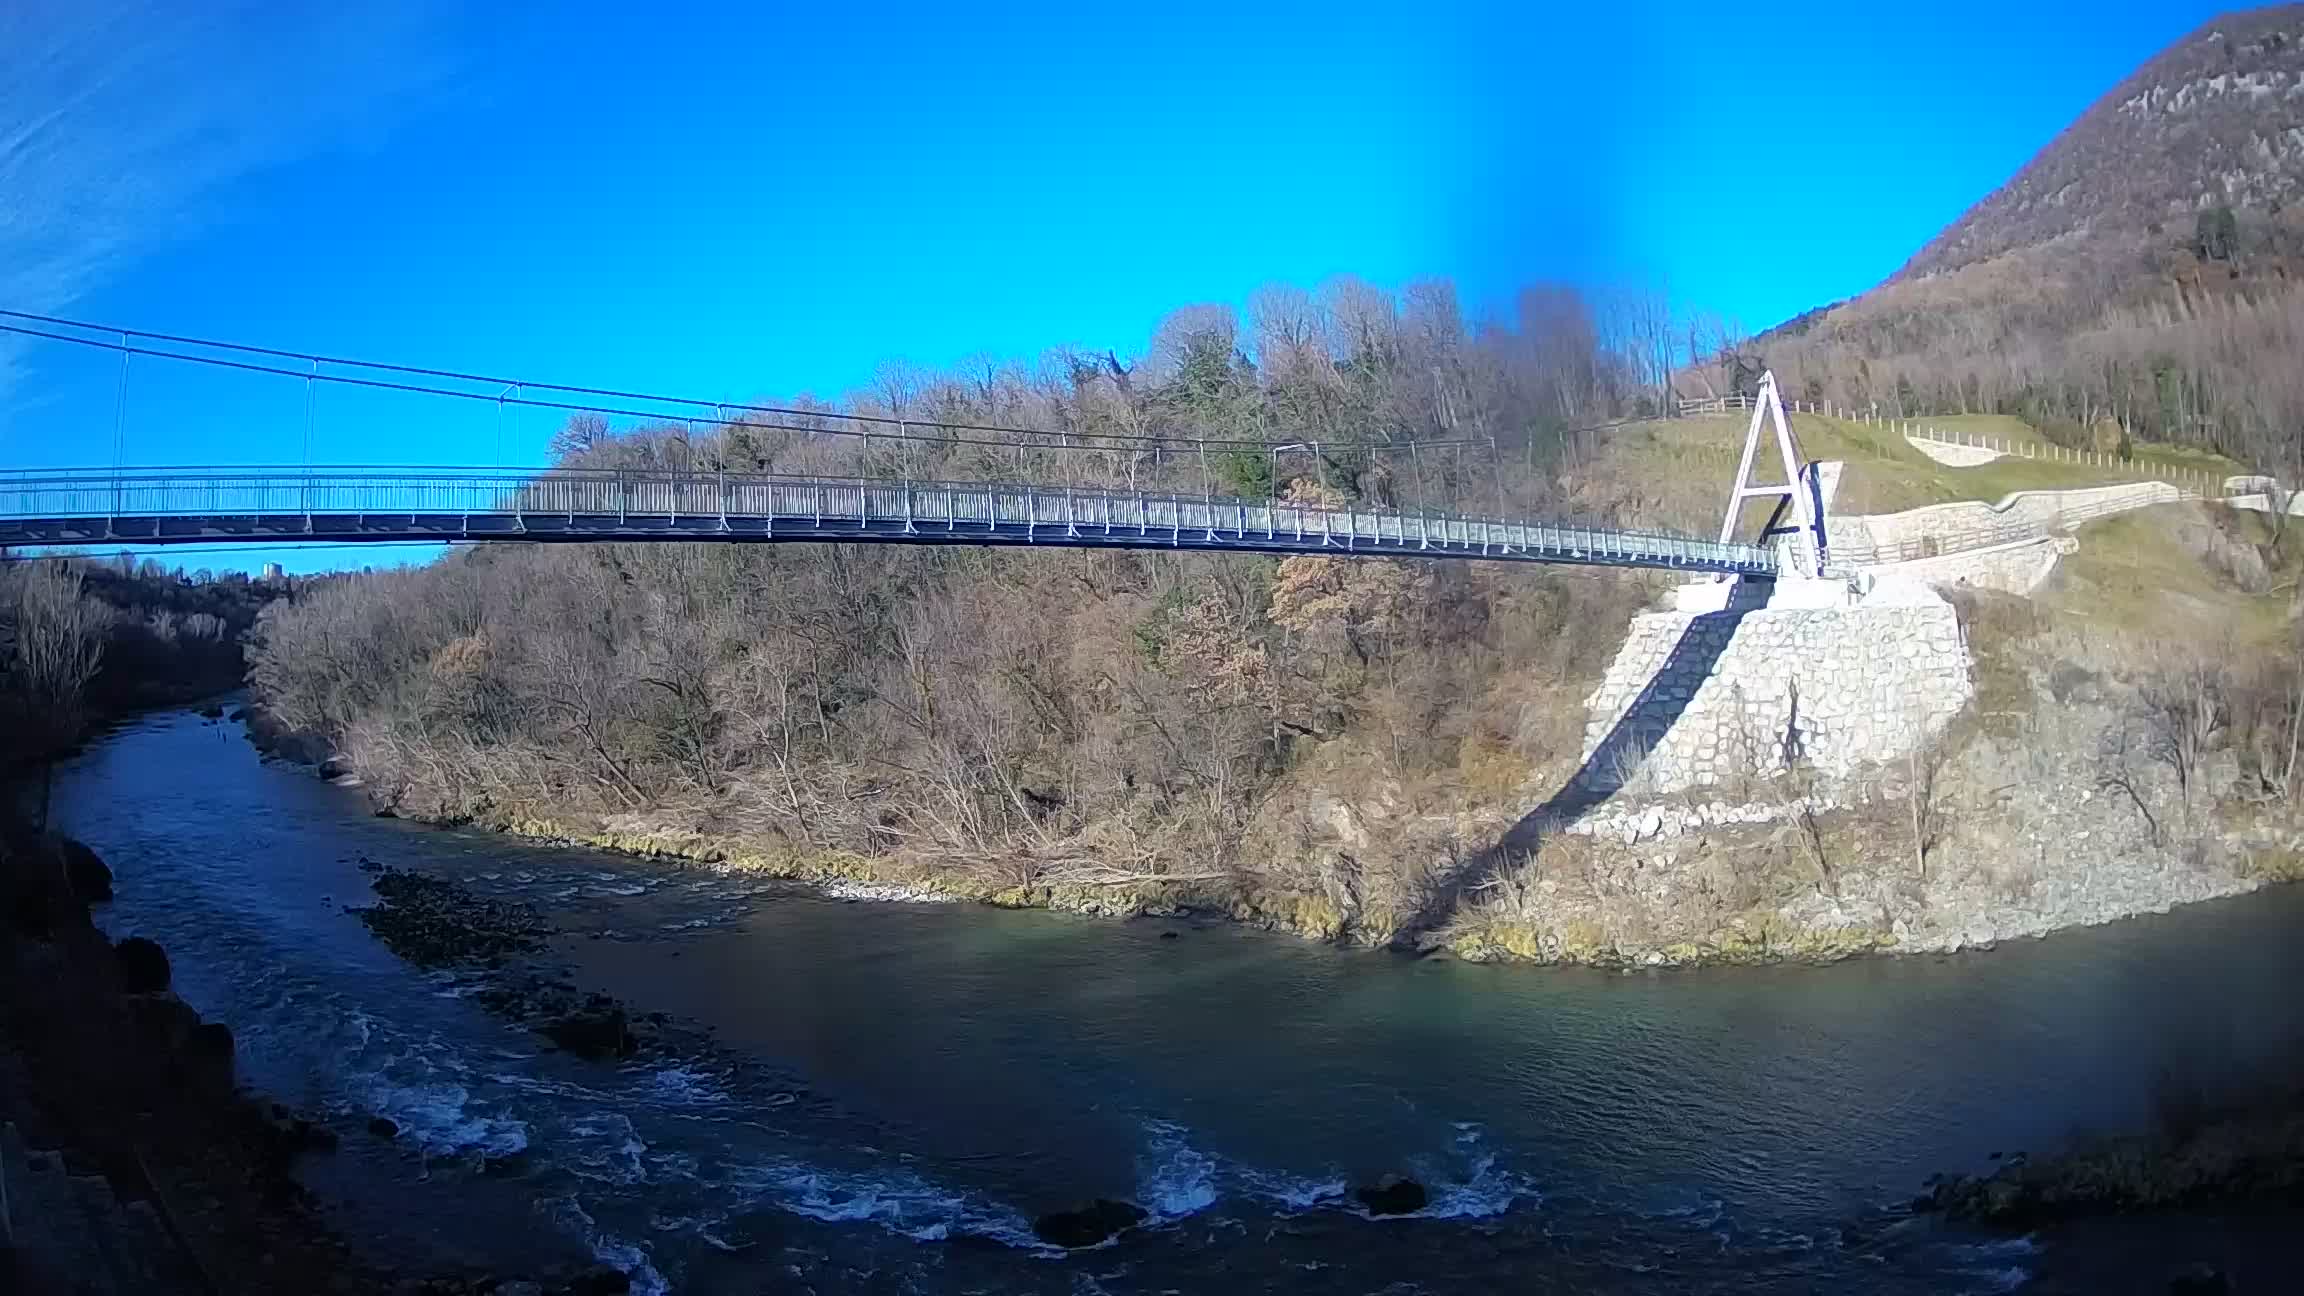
[1135,1120,1219,1219]
[540,1195,671,1296]
[722,1156,1048,1248]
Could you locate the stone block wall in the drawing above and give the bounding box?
[1830,481,2181,561]
[1574,601,1972,798]
[1862,536,2076,596]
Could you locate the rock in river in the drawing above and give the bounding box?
[538,997,637,1060]
[2168,1262,2230,1295]
[1354,1173,1428,1216]
[1032,1199,1148,1248]
[563,1268,635,1295]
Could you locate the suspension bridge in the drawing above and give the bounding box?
[0,313,1820,578]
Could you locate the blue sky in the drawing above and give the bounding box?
[0,0,2243,570]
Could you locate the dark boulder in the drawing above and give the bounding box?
[125,991,202,1052]
[197,703,225,719]
[180,1021,237,1095]
[255,1109,343,1167]
[539,999,636,1060]
[2169,1263,2230,1295]
[4,873,56,936]
[116,936,172,992]
[2,843,89,937]
[1354,1174,1428,1216]
[563,1268,635,1295]
[1032,1199,1148,1248]
[60,838,112,902]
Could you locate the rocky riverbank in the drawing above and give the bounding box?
[242,627,2304,974]
[425,810,1373,940]
[335,795,2301,978]
[1918,1098,2304,1228]
[0,826,635,1295]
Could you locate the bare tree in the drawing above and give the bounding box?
[4,562,114,823]
[1901,711,1947,882]
[549,412,614,463]
[2137,655,2227,831]
[9,563,111,739]
[2098,720,2166,848]
[1615,281,1678,417]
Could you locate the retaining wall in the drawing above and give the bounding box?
[1830,481,2183,564]
[1574,596,1972,801]
[1859,535,2076,596]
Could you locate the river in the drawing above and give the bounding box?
[50,707,2304,1294]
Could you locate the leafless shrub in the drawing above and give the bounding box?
[2134,653,2229,830]
[5,563,113,749]
[2097,720,2166,848]
[1902,706,1949,882]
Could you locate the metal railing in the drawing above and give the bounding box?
[1677,394,1835,418]
[0,465,1781,576]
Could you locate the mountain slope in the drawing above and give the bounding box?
[1721,7,2304,467]
[1899,5,2304,282]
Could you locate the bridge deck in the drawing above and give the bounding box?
[0,468,1779,576]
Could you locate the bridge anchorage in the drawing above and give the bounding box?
[0,312,1805,580]
[1717,371,1829,580]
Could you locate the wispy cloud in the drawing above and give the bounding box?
[0,0,454,385]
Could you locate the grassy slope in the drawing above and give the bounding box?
[2043,505,2302,644]
[1585,412,2246,530]
[1950,503,2300,747]
[1586,412,2286,757]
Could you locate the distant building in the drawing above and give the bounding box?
[261,561,286,582]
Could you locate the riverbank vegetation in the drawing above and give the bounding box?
[1,555,278,768]
[0,561,628,1290]
[1922,1041,2304,1228]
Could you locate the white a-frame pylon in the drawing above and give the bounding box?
[1716,370,1826,577]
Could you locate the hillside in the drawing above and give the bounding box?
[1730,6,2304,475]
[1900,6,2304,282]
[1593,410,2236,521]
